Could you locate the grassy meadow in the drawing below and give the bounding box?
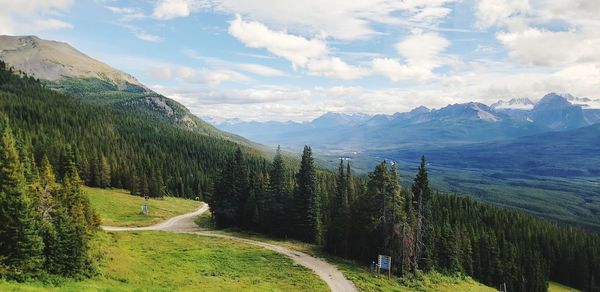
[196,211,495,292]
[0,231,327,291]
[84,187,201,227]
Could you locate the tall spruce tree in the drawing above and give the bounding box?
[264,146,290,236]
[385,163,407,275]
[412,155,433,270]
[293,146,322,244]
[327,159,350,255]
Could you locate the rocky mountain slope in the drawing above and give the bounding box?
[0,35,255,146]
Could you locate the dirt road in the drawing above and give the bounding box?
[102,204,357,292]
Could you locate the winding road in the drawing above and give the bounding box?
[102,204,357,292]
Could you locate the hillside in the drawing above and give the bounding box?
[0,35,256,147]
[0,60,266,198]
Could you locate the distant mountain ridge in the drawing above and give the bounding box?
[216,92,600,151]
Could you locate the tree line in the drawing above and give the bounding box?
[0,117,99,280]
[211,147,600,292]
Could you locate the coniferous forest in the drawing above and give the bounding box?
[211,149,600,292]
[1,61,599,291]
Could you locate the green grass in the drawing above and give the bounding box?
[84,187,201,227]
[196,211,494,292]
[548,281,579,292]
[0,231,328,291]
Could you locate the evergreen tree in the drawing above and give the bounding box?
[412,155,433,270]
[264,146,290,236]
[99,155,111,188]
[327,159,349,255]
[293,146,322,244]
[0,120,44,276]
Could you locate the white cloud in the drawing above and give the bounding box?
[207,0,458,40]
[237,63,285,77]
[148,65,249,86]
[0,0,73,34]
[31,18,73,30]
[183,48,286,77]
[306,58,368,80]
[202,70,249,86]
[105,6,146,21]
[477,0,600,70]
[122,24,163,43]
[475,0,530,29]
[228,15,327,68]
[395,30,450,65]
[372,31,450,82]
[153,85,310,105]
[228,15,366,80]
[152,0,209,20]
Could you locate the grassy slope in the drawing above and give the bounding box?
[0,232,327,291]
[548,281,579,292]
[196,212,494,292]
[84,187,200,227]
[1,187,327,291]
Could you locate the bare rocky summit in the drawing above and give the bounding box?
[0,35,145,89]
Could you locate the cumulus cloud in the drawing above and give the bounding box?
[372,31,450,82]
[152,0,210,20]
[0,0,74,34]
[228,15,366,79]
[228,15,328,68]
[477,0,600,68]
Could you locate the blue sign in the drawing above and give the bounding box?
[378,255,391,270]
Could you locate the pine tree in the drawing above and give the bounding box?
[0,120,44,275]
[327,159,350,255]
[264,146,290,236]
[99,155,111,188]
[386,163,406,275]
[293,146,322,244]
[412,155,433,270]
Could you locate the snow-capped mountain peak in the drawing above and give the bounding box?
[491,98,535,110]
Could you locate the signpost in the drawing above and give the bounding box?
[141,195,149,215]
[378,255,392,279]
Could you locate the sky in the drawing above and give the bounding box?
[1,0,599,122]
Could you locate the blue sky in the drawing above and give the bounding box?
[1,0,599,121]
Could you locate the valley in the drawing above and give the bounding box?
[217,96,600,229]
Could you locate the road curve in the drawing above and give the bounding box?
[102,204,357,292]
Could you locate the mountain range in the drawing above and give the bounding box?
[1,34,598,229]
[217,93,600,151]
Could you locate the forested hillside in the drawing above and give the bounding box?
[0,61,267,199]
[211,148,600,291]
